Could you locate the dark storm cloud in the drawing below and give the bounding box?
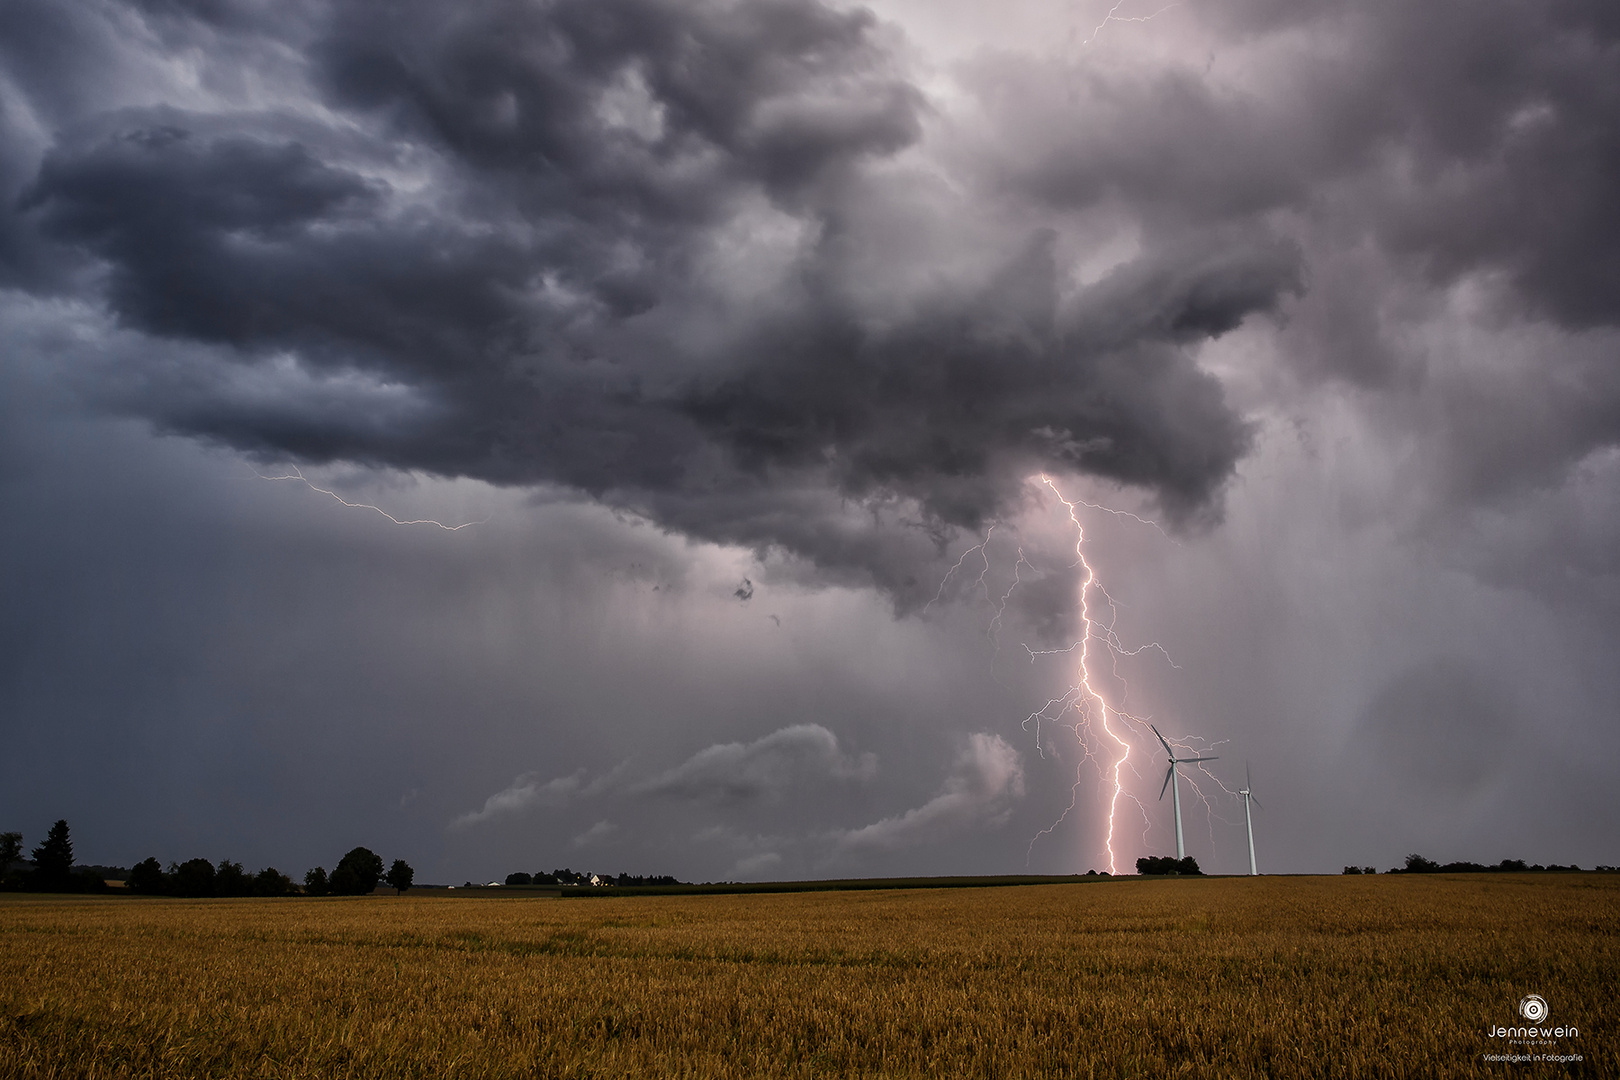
[987,0,1620,381]
[4,0,1619,884]
[974,0,1620,330]
[970,0,1620,528]
[0,0,1291,608]
[316,0,922,204]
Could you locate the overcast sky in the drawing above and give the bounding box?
[2,0,1617,883]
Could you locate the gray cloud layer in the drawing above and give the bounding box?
[633,723,876,803]
[2,0,1617,880]
[0,0,1319,607]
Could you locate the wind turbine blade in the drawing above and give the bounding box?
[1246,760,1252,791]
[1159,765,1174,800]
[1250,794,1263,810]
[1181,756,1219,764]
[1150,724,1174,756]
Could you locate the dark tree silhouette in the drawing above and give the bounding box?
[172,858,217,897]
[328,864,362,895]
[128,857,168,894]
[505,872,533,886]
[253,868,296,896]
[385,859,415,895]
[0,831,21,889]
[1136,855,1203,876]
[30,820,74,890]
[215,859,253,897]
[334,847,384,895]
[304,867,330,896]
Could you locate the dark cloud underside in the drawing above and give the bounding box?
[0,0,1331,605]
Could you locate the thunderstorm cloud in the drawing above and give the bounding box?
[2,0,1618,881]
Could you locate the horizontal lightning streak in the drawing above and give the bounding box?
[1080,0,1181,46]
[258,467,486,531]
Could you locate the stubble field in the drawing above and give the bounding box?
[1,874,1614,1079]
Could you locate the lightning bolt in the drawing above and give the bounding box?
[1078,0,1181,46]
[257,466,486,530]
[987,547,1035,648]
[1035,475,1141,873]
[925,476,1221,873]
[922,525,996,616]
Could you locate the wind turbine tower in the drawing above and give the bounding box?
[1239,762,1261,876]
[1151,724,1218,861]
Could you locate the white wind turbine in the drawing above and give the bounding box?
[1151,724,1218,861]
[1239,762,1262,876]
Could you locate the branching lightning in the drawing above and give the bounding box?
[258,467,486,530]
[923,525,996,616]
[1032,475,1142,873]
[1078,0,1181,46]
[929,474,1231,874]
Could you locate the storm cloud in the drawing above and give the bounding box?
[0,0,1306,607]
[2,0,1617,881]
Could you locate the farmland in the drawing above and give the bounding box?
[1,874,1614,1078]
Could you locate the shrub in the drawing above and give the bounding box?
[1136,856,1202,876]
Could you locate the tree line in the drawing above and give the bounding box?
[1346,854,1607,875]
[1,821,413,897]
[1135,856,1203,876]
[502,868,682,887]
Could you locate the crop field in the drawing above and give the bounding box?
[1,874,1614,1078]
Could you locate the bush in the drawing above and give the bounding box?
[254,868,297,896]
[505,872,533,886]
[129,857,168,895]
[216,860,253,897]
[329,865,362,896]
[73,868,109,892]
[172,858,217,897]
[0,832,22,889]
[1136,856,1202,876]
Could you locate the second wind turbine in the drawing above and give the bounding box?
[1151,724,1217,861]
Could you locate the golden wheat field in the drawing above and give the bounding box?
[1,874,1614,1079]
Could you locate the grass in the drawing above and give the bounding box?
[1,874,1614,1078]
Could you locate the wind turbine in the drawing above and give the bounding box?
[1239,762,1262,876]
[1151,724,1217,861]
